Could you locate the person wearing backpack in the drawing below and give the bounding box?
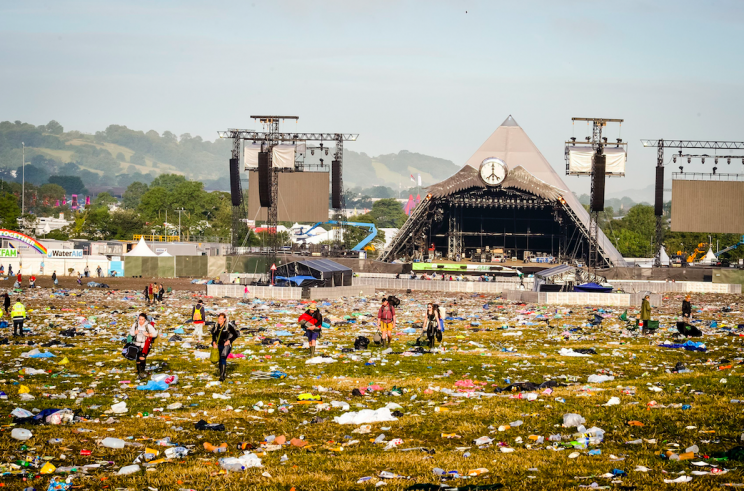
[129,313,158,379]
[191,299,206,341]
[377,297,396,348]
[211,313,239,381]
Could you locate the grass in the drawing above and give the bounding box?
[1,290,743,490]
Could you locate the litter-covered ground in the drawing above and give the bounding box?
[2,286,744,490]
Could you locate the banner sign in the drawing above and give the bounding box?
[47,249,84,258]
[0,249,18,258]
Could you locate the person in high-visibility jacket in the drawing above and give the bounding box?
[11,298,26,337]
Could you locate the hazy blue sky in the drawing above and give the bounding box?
[2,0,743,196]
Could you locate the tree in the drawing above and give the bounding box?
[92,192,118,208]
[108,209,145,239]
[45,120,64,135]
[15,164,50,186]
[137,186,169,220]
[116,152,126,161]
[39,183,66,201]
[0,193,20,230]
[368,198,407,228]
[150,174,188,193]
[122,182,148,209]
[48,175,87,195]
[612,228,651,257]
[130,152,146,166]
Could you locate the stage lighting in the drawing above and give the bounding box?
[602,137,608,143]
[585,137,591,141]
[727,158,731,164]
[715,157,718,164]
[319,158,324,165]
[679,166,684,173]
[701,157,705,164]
[713,167,717,174]
[570,137,576,142]
[617,138,623,143]
[687,157,691,164]
[325,149,329,155]
[673,156,677,163]
[311,149,315,156]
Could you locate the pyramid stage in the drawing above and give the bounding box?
[382,116,626,268]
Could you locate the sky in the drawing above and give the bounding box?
[1,0,744,197]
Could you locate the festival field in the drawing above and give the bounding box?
[2,287,743,490]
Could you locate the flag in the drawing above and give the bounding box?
[417,174,422,187]
[410,174,416,183]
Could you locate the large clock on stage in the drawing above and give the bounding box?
[479,157,508,186]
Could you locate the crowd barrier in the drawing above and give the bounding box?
[504,290,663,307]
[207,284,375,300]
[352,277,532,293]
[611,280,741,294]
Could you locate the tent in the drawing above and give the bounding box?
[159,251,173,257]
[701,247,717,265]
[275,259,352,287]
[658,246,670,267]
[126,237,158,257]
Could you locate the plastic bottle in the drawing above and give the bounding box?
[101,437,125,449]
[11,428,32,441]
[435,407,449,413]
[685,445,699,454]
[510,420,523,427]
[117,464,140,475]
[219,459,246,472]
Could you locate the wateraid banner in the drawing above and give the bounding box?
[47,249,83,258]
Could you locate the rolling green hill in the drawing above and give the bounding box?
[0,120,458,192]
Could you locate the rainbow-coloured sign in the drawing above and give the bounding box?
[0,229,48,255]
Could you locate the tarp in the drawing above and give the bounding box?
[126,237,158,257]
[275,275,318,286]
[573,282,613,293]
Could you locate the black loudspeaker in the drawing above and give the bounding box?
[654,166,664,216]
[331,160,342,209]
[590,154,606,212]
[229,158,242,206]
[258,151,271,207]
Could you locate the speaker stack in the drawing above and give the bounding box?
[332,160,342,209]
[258,151,271,207]
[654,166,664,216]
[591,154,606,212]
[229,158,242,206]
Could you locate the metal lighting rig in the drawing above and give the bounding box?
[219,116,358,260]
[640,139,744,266]
[565,117,625,270]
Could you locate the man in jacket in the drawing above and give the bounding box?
[682,295,692,321]
[3,293,10,313]
[11,298,26,337]
[640,294,651,330]
[191,299,206,341]
[377,297,396,348]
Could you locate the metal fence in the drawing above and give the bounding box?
[352,277,531,293]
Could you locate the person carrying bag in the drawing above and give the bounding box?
[129,313,158,379]
[210,313,239,381]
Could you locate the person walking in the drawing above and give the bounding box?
[11,298,26,337]
[96,265,102,278]
[682,295,692,322]
[129,313,158,379]
[3,293,10,314]
[158,283,165,303]
[640,294,652,331]
[29,275,36,288]
[191,299,206,341]
[52,270,58,286]
[84,265,90,278]
[377,297,396,348]
[211,313,239,381]
[299,302,323,356]
[144,284,151,304]
[422,303,441,349]
[8,265,13,277]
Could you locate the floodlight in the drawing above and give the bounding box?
[701,157,705,164]
[673,156,677,163]
[687,157,691,164]
[679,166,684,173]
[713,167,717,174]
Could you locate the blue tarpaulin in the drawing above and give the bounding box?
[574,282,613,293]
